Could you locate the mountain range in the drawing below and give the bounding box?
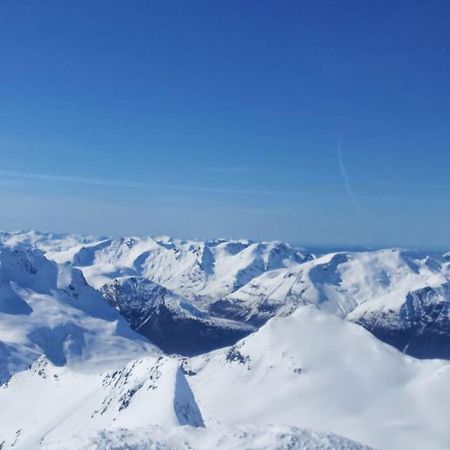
[1,231,450,449]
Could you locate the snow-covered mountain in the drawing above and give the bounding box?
[0,231,309,355]
[0,244,155,383]
[218,249,450,358]
[0,239,371,450]
[2,298,450,449]
[2,232,450,448]
[186,306,450,450]
[0,231,310,298]
[3,231,450,359]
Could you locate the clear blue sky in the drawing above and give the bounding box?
[1,1,450,248]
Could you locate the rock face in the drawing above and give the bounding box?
[136,299,254,355]
[355,284,450,359]
[100,277,255,356]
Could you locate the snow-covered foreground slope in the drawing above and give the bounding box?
[188,306,450,450]
[45,425,372,450]
[3,304,450,449]
[0,356,204,448]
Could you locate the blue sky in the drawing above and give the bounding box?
[1,1,450,248]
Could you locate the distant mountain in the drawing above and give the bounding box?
[214,249,450,358]
[0,244,154,383]
[2,232,450,359]
[100,277,254,355]
[0,231,308,355]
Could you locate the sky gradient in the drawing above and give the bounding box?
[1,1,450,248]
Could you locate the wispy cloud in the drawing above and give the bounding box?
[0,169,306,198]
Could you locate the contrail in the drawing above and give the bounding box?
[337,138,363,212]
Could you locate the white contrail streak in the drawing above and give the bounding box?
[337,139,363,212]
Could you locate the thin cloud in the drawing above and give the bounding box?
[0,168,307,199]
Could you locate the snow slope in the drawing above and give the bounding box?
[0,244,156,383]
[44,425,372,450]
[0,356,203,448]
[3,304,447,449]
[188,306,450,450]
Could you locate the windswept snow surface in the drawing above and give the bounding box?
[40,425,373,450]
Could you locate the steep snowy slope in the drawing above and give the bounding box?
[187,306,450,450]
[0,244,156,383]
[0,355,204,448]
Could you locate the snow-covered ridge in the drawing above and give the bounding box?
[187,306,450,450]
[2,231,450,359]
[0,231,310,296]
